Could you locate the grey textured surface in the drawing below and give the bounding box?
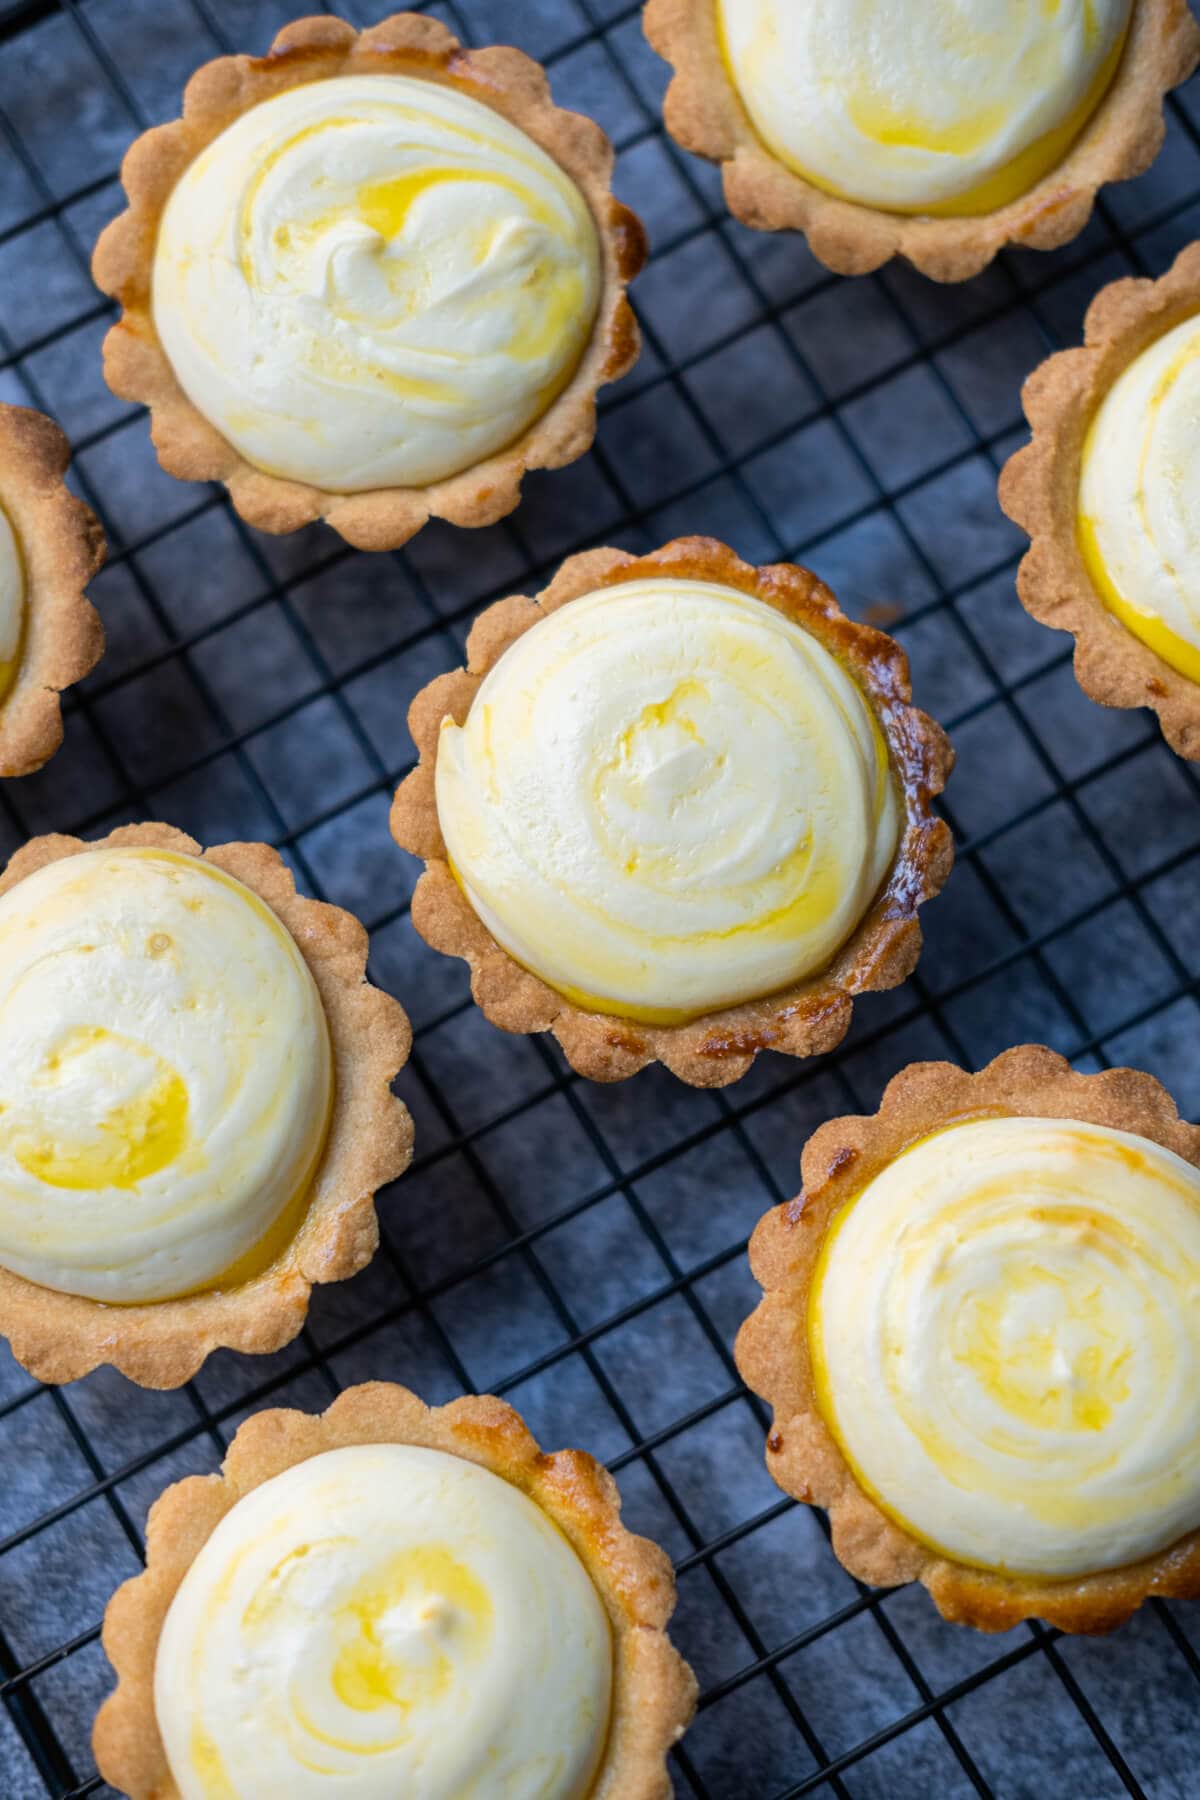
[2,1,1200,1796]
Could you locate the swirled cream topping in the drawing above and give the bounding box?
[0,847,332,1304]
[809,1116,1200,1577]
[1079,312,1200,684]
[435,577,900,1024]
[716,0,1131,214]
[0,503,25,703]
[151,75,601,492]
[154,1443,613,1800]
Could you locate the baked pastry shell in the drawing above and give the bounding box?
[91,11,647,551]
[0,404,104,777]
[736,1043,1200,1633]
[93,1379,697,1799]
[0,822,414,1389]
[644,0,1200,281]
[1000,240,1200,759]
[390,535,954,1088]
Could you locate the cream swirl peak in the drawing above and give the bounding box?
[0,847,332,1304]
[716,0,1131,214]
[0,503,24,701]
[435,577,900,1023]
[151,75,601,491]
[1079,311,1200,684]
[810,1116,1200,1577]
[154,1443,613,1800]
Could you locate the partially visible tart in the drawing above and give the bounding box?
[0,404,104,776]
[737,1045,1200,1633]
[0,822,413,1388]
[1001,242,1200,758]
[645,0,1200,280]
[391,536,953,1087]
[92,12,645,550]
[94,1381,697,1799]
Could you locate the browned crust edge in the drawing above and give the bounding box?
[93,1380,697,1798]
[999,239,1200,759]
[0,823,414,1389]
[643,0,1200,281]
[389,535,955,1088]
[0,404,105,777]
[91,12,646,551]
[735,1043,1200,1634]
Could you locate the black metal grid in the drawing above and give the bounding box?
[1,1,1200,1795]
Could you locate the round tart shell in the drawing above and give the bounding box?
[93,1379,697,1799]
[0,822,413,1389]
[91,11,646,551]
[390,535,954,1088]
[1000,240,1200,759]
[736,1043,1200,1634]
[0,404,105,777]
[644,0,1200,281]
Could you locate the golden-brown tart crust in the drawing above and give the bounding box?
[0,404,105,777]
[0,822,413,1390]
[644,0,1200,281]
[390,535,954,1088]
[736,1043,1200,1634]
[91,12,646,552]
[94,1379,697,1799]
[999,241,1200,759]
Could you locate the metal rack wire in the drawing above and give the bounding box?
[1,1,1199,1794]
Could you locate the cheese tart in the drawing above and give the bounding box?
[0,822,412,1387]
[391,536,953,1086]
[92,12,645,550]
[737,1044,1200,1632]
[645,0,1199,280]
[0,404,104,775]
[94,1381,696,1799]
[1001,241,1200,759]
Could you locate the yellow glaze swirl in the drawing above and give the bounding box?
[0,502,25,704]
[716,0,1131,215]
[809,1117,1200,1577]
[0,847,331,1304]
[154,1443,613,1800]
[435,577,900,1024]
[1079,312,1200,684]
[152,75,601,492]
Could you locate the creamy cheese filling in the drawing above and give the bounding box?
[0,847,332,1304]
[0,502,26,705]
[809,1116,1200,1577]
[154,1443,613,1800]
[151,74,601,492]
[1078,311,1200,684]
[435,577,900,1024]
[716,0,1131,214]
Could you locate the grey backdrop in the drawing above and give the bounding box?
[2,1,1200,1795]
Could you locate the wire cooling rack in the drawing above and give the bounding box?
[2,2,1200,1795]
